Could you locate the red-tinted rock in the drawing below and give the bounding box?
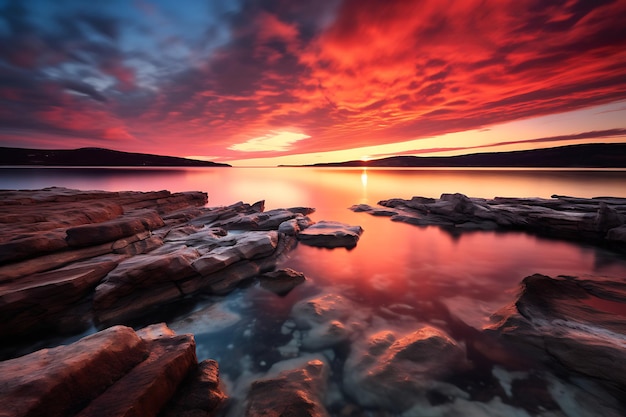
[76,328,197,417]
[0,326,148,417]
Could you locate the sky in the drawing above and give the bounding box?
[0,0,625,166]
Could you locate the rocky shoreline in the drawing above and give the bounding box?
[0,187,363,417]
[1,188,626,416]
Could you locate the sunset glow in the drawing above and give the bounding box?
[1,0,625,166]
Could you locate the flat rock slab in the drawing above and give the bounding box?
[297,221,364,248]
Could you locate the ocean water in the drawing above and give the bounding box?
[2,167,626,416]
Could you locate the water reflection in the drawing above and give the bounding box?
[180,214,626,416]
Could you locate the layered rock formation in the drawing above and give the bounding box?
[0,187,362,355]
[351,193,626,252]
[0,323,227,417]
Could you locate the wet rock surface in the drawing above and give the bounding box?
[0,323,227,417]
[351,193,626,251]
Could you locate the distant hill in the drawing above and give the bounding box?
[0,147,231,167]
[291,143,626,168]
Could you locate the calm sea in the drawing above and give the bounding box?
[3,166,626,416]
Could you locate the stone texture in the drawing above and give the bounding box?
[66,209,165,247]
[0,323,223,417]
[353,193,626,252]
[0,260,118,338]
[297,221,363,248]
[160,359,228,417]
[245,360,329,417]
[75,327,197,417]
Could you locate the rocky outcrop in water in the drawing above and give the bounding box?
[258,268,306,295]
[297,221,363,249]
[0,187,362,356]
[0,323,226,417]
[351,193,626,251]
[486,274,626,406]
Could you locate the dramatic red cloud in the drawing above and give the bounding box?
[288,0,626,154]
[0,0,625,163]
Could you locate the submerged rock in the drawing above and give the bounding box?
[343,326,469,411]
[291,293,367,351]
[297,221,364,248]
[245,359,329,417]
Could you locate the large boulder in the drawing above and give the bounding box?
[297,221,363,248]
[0,322,215,417]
